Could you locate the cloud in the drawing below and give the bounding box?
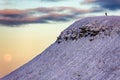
[37,13,77,22]
[0,9,27,18]
[96,0,120,10]
[0,7,102,26]
[82,0,96,4]
[83,0,120,10]
[41,0,66,2]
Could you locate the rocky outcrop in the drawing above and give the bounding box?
[57,16,120,43]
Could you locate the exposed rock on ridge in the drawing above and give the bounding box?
[57,16,120,43]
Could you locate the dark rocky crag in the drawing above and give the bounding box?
[2,16,120,80]
[57,16,120,43]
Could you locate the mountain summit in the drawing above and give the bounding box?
[2,16,120,80]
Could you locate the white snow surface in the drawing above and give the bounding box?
[2,16,120,80]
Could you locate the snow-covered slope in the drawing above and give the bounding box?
[2,16,120,80]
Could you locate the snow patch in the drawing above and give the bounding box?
[2,16,120,80]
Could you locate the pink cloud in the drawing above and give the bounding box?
[0,6,102,26]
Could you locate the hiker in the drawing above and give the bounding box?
[105,12,107,16]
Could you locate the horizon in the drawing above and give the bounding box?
[1,0,120,78]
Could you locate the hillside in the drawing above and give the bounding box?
[2,16,120,80]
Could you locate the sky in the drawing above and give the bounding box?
[0,0,120,78]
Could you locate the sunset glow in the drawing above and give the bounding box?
[3,54,12,62]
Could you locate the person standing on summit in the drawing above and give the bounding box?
[105,12,107,16]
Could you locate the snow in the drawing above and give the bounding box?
[2,16,120,80]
